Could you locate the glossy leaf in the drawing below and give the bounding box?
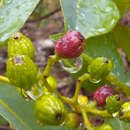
[0,82,81,130]
[0,0,40,48]
[112,24,130,61]
[105,118,130,130]
[60,0,120,38]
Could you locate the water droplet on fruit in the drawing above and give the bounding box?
[60,56,83,73]
[26,84,44,100]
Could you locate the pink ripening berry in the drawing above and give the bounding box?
[93,85,114,105]
[55,31,86,58]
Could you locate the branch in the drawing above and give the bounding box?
[27,7,61,23]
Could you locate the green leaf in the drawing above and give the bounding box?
[0,0,40,48]
[72,33,126,91]
[113,0,130,16]
[50,33,65,41]
[60,0,120,38]
[0,82,81,130]
[105,118,130,130]
[0,115,8,125]
[112,24,130,61]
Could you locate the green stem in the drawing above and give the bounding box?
[0,75,10,83]
[82,53,93,64]
[72,73,90,103]
[0,0,4,8]
[81,109,95,130]
[86,107,112,118]
[43,55,60,77]
[44,79,73,105]
[106,74,130,97]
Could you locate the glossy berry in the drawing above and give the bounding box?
[119,102,130,122]
[88,57,113,81]
[64,113,80,128]
[8,32,35,59]
[93,85,114,105]
[6,55,38,90]
[33,95,67,126]
[55,31,86,58]
[106,95,123,114]
[96,123,113,130]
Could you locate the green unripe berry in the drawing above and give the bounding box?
[6,55,38,90]
[64,113,80,128]
[33,95,67,126]
[106,95,123,114]
[119,102,130,122]
[78,95,88,106]
[88,57,113,81]
[96,123,113,130]
[8,32,35,59]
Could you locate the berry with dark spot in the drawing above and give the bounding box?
[106,95,123,114]
[88,57,113,81]
[93,85,114,105]
[55,31,86,58]
[8,32,35,59]
[33,95,67,126]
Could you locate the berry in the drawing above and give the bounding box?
[55,31,86,58]
[33,95,67,126]
[8,32,35,59]
[6,55,38,90]
[106,95,123,114]
[119,102,130,122]
[88,57,113,81]
[96,123,113,130]
[78,95,88,106]
[64,113,80,128]
[93,85,114,105]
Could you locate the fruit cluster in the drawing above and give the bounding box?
[4,31,130,130]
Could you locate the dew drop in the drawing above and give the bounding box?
[60,56,83,73]
[26,84,44,101]
[6,0,12,4]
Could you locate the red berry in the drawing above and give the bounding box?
[55,31,86,58]
[93,85,114,105]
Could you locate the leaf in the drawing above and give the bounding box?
[113,0,130,16]
[60,0,120,38]
[112,24,130,61]
[0,0,40,48]
[0,115,8,125]
[0,82,81,130]
[105,118,130,130]
[72,33,127,91]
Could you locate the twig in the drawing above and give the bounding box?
[27,7,61,23]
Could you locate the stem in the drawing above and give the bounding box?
[0,75,10,83]
[44,79,73,105]
[82,53,93,64]
[86,107,112,118]
[72,73,90,103]
[43,55,60,78]
[106,74,130,97]
[0,0,4,8]
[81,109,94,130]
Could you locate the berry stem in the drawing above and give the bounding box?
[106,74,130,98]
[72,73,90,103]
[86,107,112,118]
[81,109,94,130]
[0,75,10,84]
[82,53,93,64]
[44,79,73,105]
[43,55,60,78]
